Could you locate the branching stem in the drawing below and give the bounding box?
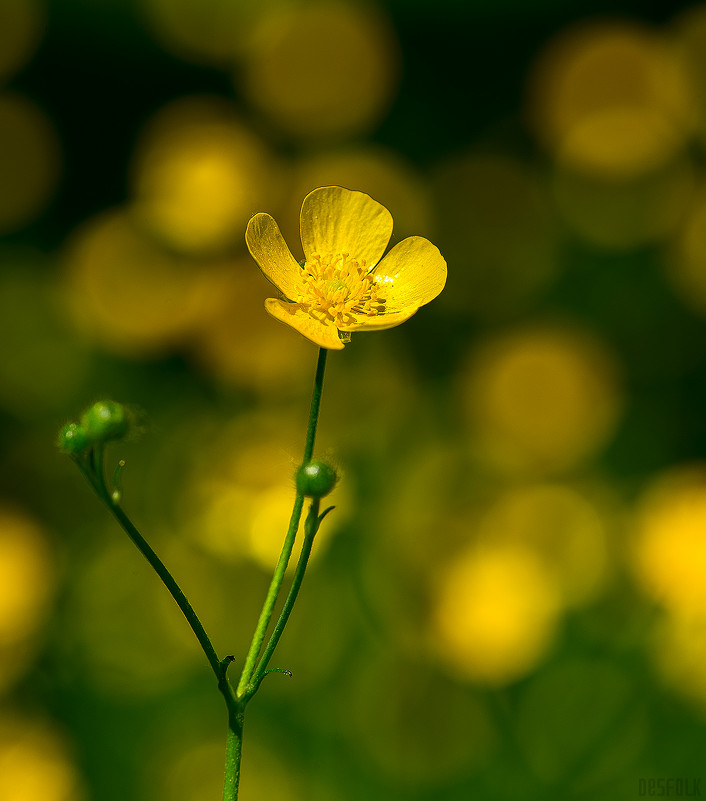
[72,345,331,801]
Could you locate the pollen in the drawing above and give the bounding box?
[296,252,385,326]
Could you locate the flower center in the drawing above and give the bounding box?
[297,253,385,326]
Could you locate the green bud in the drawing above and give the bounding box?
[295,460,337,498]
[57,422,89,454]
[81,400,129,444]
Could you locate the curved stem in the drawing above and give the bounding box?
[75,447,246,796]
[79,457,235,708]
[236,347,328,699]
[108,501,223,679]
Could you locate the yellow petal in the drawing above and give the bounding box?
[338,307,419,332]
[264,298,345,350]
[299,186,393,267]
[246,213,304,300]
[372,236,447,311]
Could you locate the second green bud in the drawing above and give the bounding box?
[296,460,337,498]
[81,400,129,444]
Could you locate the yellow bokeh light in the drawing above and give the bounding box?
[0,506,54,694]
[0,92,60,233]
[557,106,683,179]
[181,426,298,564]
[665,185,706,317]
[0,506,53,646]
[0,715,84,801]
[477,484,610,607]
[672,3,706,144]
[62,208,230,356]
[249,485,307,569]
[528,21,694,176]
[0,0,45,82]
[431,153,561,317]
[130,96,278,255]
[140,0,261,66]
[431,543,561,686]
[552,152,694,250]
[630,461,706,714]
[240,0,399,140]
[651,612,706,711]
[463,325,623,474]
[190,259,312,394]
[179,416,346,572]
[632,464,706,616]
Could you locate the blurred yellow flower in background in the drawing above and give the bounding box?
[246,185,447,349]
[631,464,706,617]
[431,543,561,686]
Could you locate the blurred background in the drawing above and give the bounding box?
[2,0,706,798]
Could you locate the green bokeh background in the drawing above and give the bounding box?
[2,0,706,799]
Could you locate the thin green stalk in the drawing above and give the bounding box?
[107,501,222,679]
[80,451,246,796]
[303,346,328,463]
[80,457,235,709]
[236,346,328,699]
[249,499,321,692]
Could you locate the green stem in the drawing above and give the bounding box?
[81,453,246,796]
[73,345,330,801]
[236,347,328,699]
[80,457,236,710]
[109,502,222,678]
[222,709,244,801]
[249,499,321,691]
[303,346,328,464]
[235,493,303,698]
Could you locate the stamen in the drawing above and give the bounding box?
[298,252,385,326]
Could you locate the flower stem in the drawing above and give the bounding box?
[72,345,330,801]
[78,449,245,795]
[236,346,328,700]
[82,461,226,689]
[222,708,245,801]
[304,346,328,464]
[249,498,321,691]
[110,503,223,677]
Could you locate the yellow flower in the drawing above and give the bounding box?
[246,186,447,350]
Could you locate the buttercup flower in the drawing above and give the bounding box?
[246,186,447,350]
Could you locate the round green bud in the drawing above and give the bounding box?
[81,400,129,443]
[57,422,89,454]
[295,460,337,498]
